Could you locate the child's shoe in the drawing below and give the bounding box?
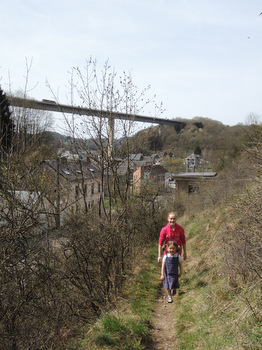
[167,295,173,303]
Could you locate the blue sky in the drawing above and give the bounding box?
[1,0,262,130]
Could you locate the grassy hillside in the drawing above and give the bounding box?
[127,118,254,172]
[172,124,261,348]
[67,125,261,350]
[176,209,261,349]
[67,201,261,349]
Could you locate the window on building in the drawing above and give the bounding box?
[91,183,94,195]
[188,184,198,194]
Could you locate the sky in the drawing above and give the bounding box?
[1,0,262,133]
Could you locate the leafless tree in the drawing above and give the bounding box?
[0,59,167,349]
[46,58,164,219]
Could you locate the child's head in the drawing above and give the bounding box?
[168,212,177,219]
[167,212,177,227]
[166,241,180,254]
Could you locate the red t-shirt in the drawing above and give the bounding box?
[159,223,186,255]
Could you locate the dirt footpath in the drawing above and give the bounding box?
[150,286,178,350]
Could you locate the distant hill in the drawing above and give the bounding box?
[46,117,253,172]
[126,117,251,171]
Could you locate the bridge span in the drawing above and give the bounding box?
[7,96,181,127]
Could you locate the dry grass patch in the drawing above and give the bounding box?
[174,210,261,350]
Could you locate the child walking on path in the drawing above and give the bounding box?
[160,241,183,303]
[158,211,187,263]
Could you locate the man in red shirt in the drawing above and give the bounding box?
[158,212,187,264]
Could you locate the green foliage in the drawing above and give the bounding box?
[94,315,150,349]
[148,132,163,151]
[194,145,201,155]
[128,259,159,320]
[127,117,252,171]
[69,246,160,350]
[193,121,203,129]
[161,155,184,172]
[174,121,186,134]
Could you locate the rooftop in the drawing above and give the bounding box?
[173,172,217,178]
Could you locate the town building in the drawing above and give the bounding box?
[133,164,170,194]
[173,172,217,195]
[42,156,101,225]
[185,153,201,172]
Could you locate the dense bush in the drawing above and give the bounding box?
[0,192,165,350]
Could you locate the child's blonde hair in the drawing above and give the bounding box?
[167,212,177,219]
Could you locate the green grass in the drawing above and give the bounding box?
[93,315,151,349]
[68,246,160,350]
[67,212,261,350]
[174,214,262,350]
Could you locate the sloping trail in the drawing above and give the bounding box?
[150,286,178,350]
